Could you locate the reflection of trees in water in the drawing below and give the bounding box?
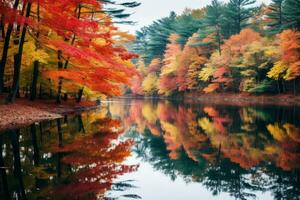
[0,112,138,200]
[118,100,300,200]
[131,128,207,182]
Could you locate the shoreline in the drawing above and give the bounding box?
[1,93,300,131]
[184,93,300,107]
[0,98,100,132]
[116,93,300,107]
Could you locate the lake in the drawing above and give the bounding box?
[1,99,300,200]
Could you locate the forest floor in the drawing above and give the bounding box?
[184,93,300,106]
[0,94,99,131]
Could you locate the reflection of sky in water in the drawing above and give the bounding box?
[111,154,273,200]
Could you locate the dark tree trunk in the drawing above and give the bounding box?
[0,0,20,92]
[56,118,63,178]
[39,122,43,143]
[57,119,63,147]
[6,54,20,102]
[9,130,27,200]
[63,93,68,101]
[6,3,32,103]
[56,50,63,104]
[30,124,40,166]
[0,135,10,200]
[76,87,84,103]
[56,78,62,104]
[64,115,68,124]
[30,61,39,100]
[39,83,42,99]
[30,2,41,101]
[16,86,20,98]
[0,15,5,39]
[48,79,53,98]
[77,114,85,133]
[57,50,63,69]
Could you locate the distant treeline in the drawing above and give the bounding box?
[130,0,300,96]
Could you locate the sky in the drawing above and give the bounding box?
[116,0,271,33]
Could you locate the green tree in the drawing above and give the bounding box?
[223,0,256,37]
[202,0,225,54]
[174,9,203,45]
[266,0,285,34]
[283,0,300,30]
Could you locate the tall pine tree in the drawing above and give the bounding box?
[202,0,225,54]
[283,0,300,30]
[223,0,256,37]
[266,0,284,34]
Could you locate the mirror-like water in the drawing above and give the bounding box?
[1,99,300,200]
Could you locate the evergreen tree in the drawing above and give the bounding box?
[223,0,256,37]
[174,9,203,45]
[266,0,284,34]
[202,0,225,54]
[146,12,177,63]
[283,0,300,30]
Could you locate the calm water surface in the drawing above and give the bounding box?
[1,99,300,200]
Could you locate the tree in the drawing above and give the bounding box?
[267,29,300,94]
[142,73,158,95]
[223,0,256,36]
[0,0,139,103]
[200,29,262,93]
[132,12,177,64]
[158,34,181,96]
[173,8,203,45]
[0,0,21,92]
[266,0,285,34]
[202,0,225,54]
[283,0,300,30]
[131,59,146,95]
[177,34,207,91]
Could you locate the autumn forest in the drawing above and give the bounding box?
[0,0,300,199]
[131,0,300,96]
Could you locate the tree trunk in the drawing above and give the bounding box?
[30,2,41,101]
[293,79,296,96]
[6,3,32,103]
[9,130,27,200]
[30,124,40,166]
[63,93,68,101]
[0,0,20,92]
[39,83,42,99]
[64,5,81,69]
[56,78,62,104]
[57,118,63,147]
[76,87,84,103]
[0,135,10,200]
[6,54,21,103]
[30,61,39,100]
[0,15,5,39]
[56,50,63,104]
[77,114,85,133]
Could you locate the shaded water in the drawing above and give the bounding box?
[1,99,300,200]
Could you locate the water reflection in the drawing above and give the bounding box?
[1,99,300,199]
[0,109,138,200]
[108,99,300,200]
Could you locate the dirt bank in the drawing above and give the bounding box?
[0,97,99,131]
